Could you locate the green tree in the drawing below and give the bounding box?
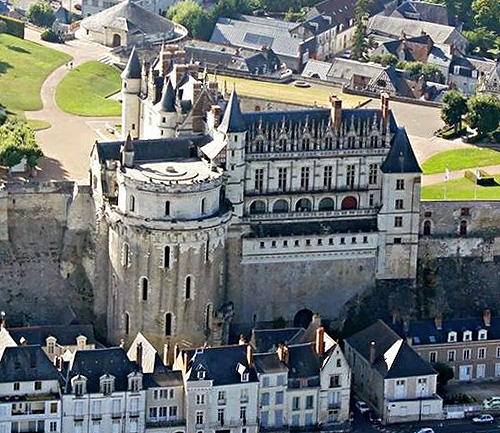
[466,94,500,136]
[434,362,454,392]
[167,0,212,40]
[0,120,42,169]
[369,54,399,66]
[463,28,496,55]
[350,0,372,61]
[211,0,253,19]
[472,0,500,32]
[26,0,55,28]
[441,90,468,134]
[397,61,445,83]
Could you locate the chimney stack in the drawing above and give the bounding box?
[277,344,289,364]
[369,341,376,364]
[381,92,389,127]
[434,313,443,331]
[210,105,221,129]
[484,309,492,327]
[330,95,342,132]
[0,311,6,329]
[315,326,325,355]
[136,342,143,369]
[247,344,253,368]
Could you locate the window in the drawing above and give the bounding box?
[277,375,286,386]
[50,403,58,414]
[217,409,225,425]
[185,276,192,299]
[261,392,270,406]
[242,372,249,382]
[196,411,204,425]
[201,199,206,215]
[330,375,341,388]
[165,201,170,216]
[448,332,457,343]
[101,377,114,395]
[196,394,205,405]
[300,167,310,190]
[396,179,404,190]
[463,348,471,360]
[163,246,170,269]
[336,359,341,368]
[254,169,264,192]
[141,277,148,301]
[218,391,226,403]
[276,391,284,405]
[395,199,404,210]
[240,388,249,403]
[496,347,500,358]
[121,242,129,267]
[370,136,379,148]
[93,400,102,417]
[49,422,57,432]
[240,406,247,421]
[278,168,287,191]
[463,331,472,341]
[478,348,486,359]
[129,195,135,212]
[346,165,355,188]
[479,330,488,340]
[291,415,299,426]
[169,406,178,418]
[369,164,378,184]
[423,220,432,235]
[429,352,437,363]
[394,216,403,227]
[306,395,314,409]
[460,220,467,236]
[305,413,313,426]
[74,379,85,396]
[261,411,269,427]
[165,313,172,336]
[262,377,269,387]
[447,350,456,362]
[125,312,130,335]
[33,381,42,391]
[369,194,374,207]
[323,166,333,189]
[292,396,300,411]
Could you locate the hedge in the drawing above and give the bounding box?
[0,15,25,38]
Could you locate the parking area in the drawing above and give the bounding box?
[443,381,500,403]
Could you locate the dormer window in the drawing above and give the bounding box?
[100,375,115,395]
[463,331,472,341]
[242,372,249,382]
[197,370,206,380]
[72,376,87,396]
[76,335,87,351]
[448,331,457,343]
[46,336,56,355]
[128,372,142,392]
[479,329,488,340]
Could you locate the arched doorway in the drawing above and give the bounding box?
[273,199,289,213]
[294,309,313,329]
[295,198,312,212]
[423,220,431,235]
[341,196,357,210]
[250,200,266,214]
[319,197,334,211]
[112,34,121,47]
[460,220,467,236]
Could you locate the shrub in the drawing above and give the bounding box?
[0,15,25,38]
[41,28,62,43]
[26,0,55,28]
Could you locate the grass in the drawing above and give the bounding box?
[0,33,71,113]
[422,147,500,174]
[422,176,500,200]
[26,119,51,131]
[211,74,367,108]
[55,61,121,117]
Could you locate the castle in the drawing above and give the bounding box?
[89,44,422,357]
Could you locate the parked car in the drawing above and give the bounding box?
[294,80,311,88]
[472,414,494,424]
[415,428,435,433]
[355,400,370,414]
[365,410,382,425]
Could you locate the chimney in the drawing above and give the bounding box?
[0,311,6,329]
[277,344,289,363]
[210,105,221,129]
[484,309,492,327]
[434,313,443,331]
[315,326,325,355]
[247,344,253,368]
[174,50,186,64]
[164,343,171,367]
[188,63,199,79]
[136,342,143,368]
[330,95,342,131]
[120,339,124,348]
[369,341,376,364]
[381,92,389,127]
[239,334,246,345]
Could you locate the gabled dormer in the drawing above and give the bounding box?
[463,330,472,342]
[196,364,206,380]
[236,362,250,382]
[46,336,57,355]
[100,374,115,395]
[72,374,87,396]
[447,331,457,343]
[478,329,488,340]
[128,371,142,392]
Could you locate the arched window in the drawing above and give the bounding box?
[423,220,432,236]
[165,201,170,216]
[121,242,129,267]
[205,303,213,331]
[219,187,226,205]
[185,276,192,300]
[124,312,130,335]
[129,195,135,212]
[163,246,170,269]
[318,197,334,211]
[165,313,173,336]
[460,220,467,236]
[295,198,312,212]
[249,200,266,215]
[141,277,148,301]
[341,196,357,210]
[201,198,206,215]
[273,200,289,213]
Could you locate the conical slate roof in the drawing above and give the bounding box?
[122,46,141,79]
[381,127,421,173]
[158,80,176,112]
[218,89,246,134]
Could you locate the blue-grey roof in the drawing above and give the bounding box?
[0,345,61,382]
[251,328,304,353]
[9,324,97,347]
[122,46,141,79]
[158,79,176,112]
[392,1,455,26]
[381,127,421,173]
[218,89,246,133]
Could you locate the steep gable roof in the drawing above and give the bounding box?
[381,127,421,173]
[0,345,61,382]
[122,46,141,79]
[8,324,97,347]
[218,89,246,134]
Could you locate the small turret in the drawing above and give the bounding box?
[218,88,246,134]
[122,46,141,80]
[121,47,142,139]
[158,79,176,113]
[121,133,135,168]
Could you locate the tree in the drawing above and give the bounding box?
[472,0,500,32]
[463,28,496,55]
[0,120,43,169]
[369,54,399,67]
[433,362,454,392]
[397,61,446,83]
[441,90,468,134]
[167,0,212,40]
[26,0,55,28]
[350,0,372,61]
[466,94,500,136]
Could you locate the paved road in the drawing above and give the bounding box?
[24,28,119,183]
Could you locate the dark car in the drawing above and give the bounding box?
[365,410,382,425]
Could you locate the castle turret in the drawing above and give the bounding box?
[121,133,135,167]
[121,47,141,139]
[218,88,247,217]
[155,79,178,138]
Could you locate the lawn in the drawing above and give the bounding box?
[422,147,500,174]
[55,61,121,117]
[0,33,71,113]
[211,74,367,108]
[422,176,500,200]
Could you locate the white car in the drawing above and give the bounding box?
[415,428,435,433]
[473,414,494,424]
[355,401,370,414]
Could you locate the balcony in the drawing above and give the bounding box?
[243,207,378,223]
[111,412,122,419]
[74,415,84,421]
[129,411,140,418]
[91,414,102,421]
[146,419,185,429]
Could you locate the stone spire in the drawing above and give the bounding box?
[218,88,246,134]
[158,79,176,112]
[121,46,141,79]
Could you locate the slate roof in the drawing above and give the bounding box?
[218,89,247,133]
[54,6,70,24]
[143,369,183,388]
[253,353,288,373]
[95,135,211,163]
[326,58,384,82]
[251,328,305,353]
[122,46,141,79]
[301,59,333,80]
[9,324,97,347]
[0,345,61,382]
[157,80,176,112]
[68,347,139,393]
[184,344,258,386]
[346,320,435,379]
[249,218,378,238]
[391,1,455,26]
[287,343,321,379]
[81,0,175,36]
[381,127,421,173]
[306,0,393,23]
[394,316,500,345]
